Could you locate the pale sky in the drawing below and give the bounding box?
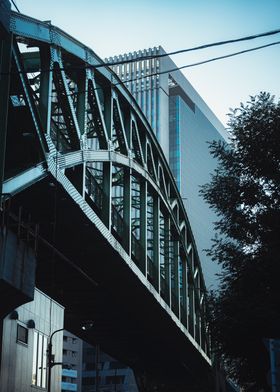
[12,0,280,126]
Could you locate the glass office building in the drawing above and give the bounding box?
[107,47,228,288]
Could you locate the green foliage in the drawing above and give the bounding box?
[200,92,280,390]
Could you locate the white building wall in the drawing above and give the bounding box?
[179,101,224,288]
[0,288,64,392]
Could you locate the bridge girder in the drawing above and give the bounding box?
[1,10,213,390]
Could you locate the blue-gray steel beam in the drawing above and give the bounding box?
[140,179,147,275]
[76,69,87,135]
[123,168,131,255]
[102,162,112,230]
[153,195,160,291]
[173,239,180,317]
[102,87,112,229]
[0,33,12,198]
[2,164,47,195]
[39,47,52,135]
[13,43,49,153]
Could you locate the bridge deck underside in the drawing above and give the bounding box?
[9,177,212,390]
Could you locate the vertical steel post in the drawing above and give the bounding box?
[140,179,147,275]
[123,113,131,254]
[76,70,87,135]
[165,216,171,306]
[174,239,180,316]
[182,256,188,328]
[123,168,131,254]
[188,269,195,337]
[153,195,160,292]
[102,162,112,229]
[39,46,52,135]
[77,69,87,199]
[0,33,12,198]
[102,87,112,229]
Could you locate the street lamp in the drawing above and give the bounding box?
[47,322,94,392]
[81,321,100,392]
[47,328,64,392]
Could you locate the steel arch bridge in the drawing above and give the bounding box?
[1,9,212,391]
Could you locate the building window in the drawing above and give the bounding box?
[32,330,48,388]
[17,324,28,345]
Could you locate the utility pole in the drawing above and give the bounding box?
[47,328,64,392]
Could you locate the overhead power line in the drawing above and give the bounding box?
[113,40,280,86]
[1,40,279,87]
[20,39,277,97]
[10,0,21,13]
[44,40,280,92]
[102,28,280,68]
[7,5,280,69]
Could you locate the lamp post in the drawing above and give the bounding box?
[47,328,64,392]
[46,321,94,392]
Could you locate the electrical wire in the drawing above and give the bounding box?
[22,39,280,98]
[7,6,280,72]
[2,39,279,83]
[113,40,280,86]
[10,0,20,13]
[102,28,280,68]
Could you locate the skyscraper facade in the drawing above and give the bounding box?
[107,47,228,288]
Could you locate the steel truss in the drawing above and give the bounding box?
[3,11,211,365]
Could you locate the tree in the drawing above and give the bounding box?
[200,92,280,390]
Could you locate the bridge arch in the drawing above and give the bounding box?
[2,10,212,387]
